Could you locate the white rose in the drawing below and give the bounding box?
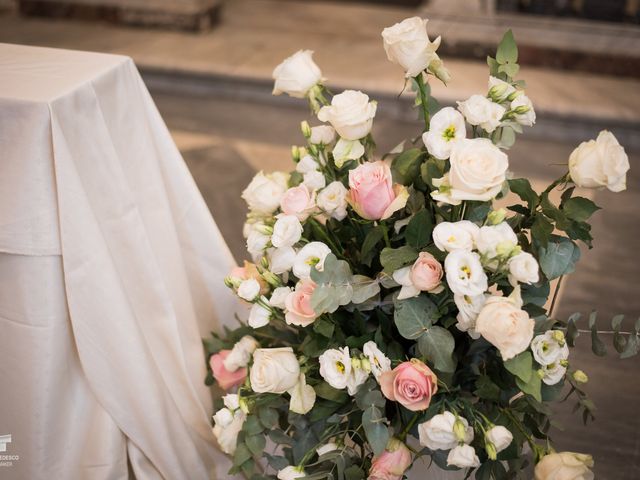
[250,347,300,394]
[422,107,466,160]
[269,246,297,274]
[485,425,513,453]
[212,409,245,455]
[242,171,289,215]
[319,347,352,390]
[488,76,516,102]
[288,373,316,415]
[534,452,594,480]
[332,138,365,168]
[277,466,306,480]
[272,50,322,99]
[317,181,348,221]
[457,94,506,133]
[222,393,240,410]
[447,445,480,468]
[444,250,488,297]
[346,360,369,396]
[432,221,479,252]
[476,222,518,259]
[569,130,629,192]
[296,155,320,174]
[508,251,539,286]
[269,286,292,309]
[237,278,261,301]
[317,90,377,141]
[293,241,331,279]
[418,411,472,450]
[432,138,508,205]
[317,442,339,456]
[511,93,536,126]
[363,341,391,380]
[223,336,259,371]
[272,215,303,248]
[310,125,336,145]
[303,171,327,191]
[246,230,270,260]
[454,293,489,339]
[248,302,271,328]
[531,331,569,366]
[476,294,534,360]
[381,16,442,78]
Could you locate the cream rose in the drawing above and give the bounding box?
[569,130,629,192]
[534,452,594,480]
[508,251,540,286]
[317,181,349,221]
[272,50,322,99]
[250,347,300,394]
[317,90,377,141]
[457,94,506,133]
[242,171,289,215]
[381,16,442,78]
[422,107,466,160]
[271,215,303,248]
[280,184,316,221]
[303,171,326,191]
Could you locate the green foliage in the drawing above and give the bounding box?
[394,295,438,339]
[391,148,426,186]
[380,246,418,273]
[417,326,456,372]
[537,235,580,280]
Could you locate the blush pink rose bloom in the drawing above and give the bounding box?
[210,350,247,390]
[284,280,318,327]
[280,184,316,220]
[411,252,443,292]
[369,439,412,480]
[379,359,438,411]
[348,161,408,220]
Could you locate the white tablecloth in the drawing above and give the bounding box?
[0,43,239,479]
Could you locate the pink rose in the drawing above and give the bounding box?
[348,161,408,220]
[379,359,438,411]
[284,280,318,327]
[411,252,443,292]
[369,439,412,480]
[210,350,247,390]
[280,185,316,220]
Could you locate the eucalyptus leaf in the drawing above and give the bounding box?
[394,295,438,339]
[496,30,518,64]
[380,246,418,273]
[391,148,425,186]
[362,406,389,456]
[504,351,533,382]
[351,275,381,304]
[538,235,580,280]
[417,326,456,372]
[405,209,433,249]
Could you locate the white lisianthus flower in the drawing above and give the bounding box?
[431,138,508,205]
[511,93,536,126]
[488,76,516,102]
[272,50,322,99]
[303,171,326,191]
[248,302,271,328]
[508,251,540,286]
[541,361,567,385]
[237,278,261,301]
[250,347,300,394]
[454,293,489,339]
[269,246,297,275]
[246,230,270,260]
[309,125,336,145]
[569,130,629,192]
[242,171,289,215]
[288,373,316,415]
[271,215,303,248]
[534,452,594,480]
[531,330,569,366]
[223,393,240,410]
[319,347,352,390]
[475,290,534,360]
[363,341,392,380]
[316,442,339,456]
[447,445,480,468]
[485,425,513,454]
[223,336,259,372]
[422,107,466,160]
[277,466,306,480]
[381,16,442,78]
[444,250,488,296]
[346,358,370,396]
[212,408,246,455]
[317,90,377,141]
[432,220,479,252]
[392,266,420,300]
[332,138,365,168]
[418,411,473,450]
[476,222,518,259]
[269,286,292,309]
[317,181,349,221]
[293,241,331,279]
[212,407,233,429]
[296,155,320,174]
[457,94,506,133]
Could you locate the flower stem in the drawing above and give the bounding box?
[415,73,431,131]
[400,414,421,440]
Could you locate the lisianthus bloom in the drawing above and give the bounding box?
[348,161,408,220]
[209,350,247,390]
[379,359,437,411]
[368,438,412,480]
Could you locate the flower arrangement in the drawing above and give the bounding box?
[204,17,635,480]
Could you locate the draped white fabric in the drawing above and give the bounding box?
[0,43,240,479]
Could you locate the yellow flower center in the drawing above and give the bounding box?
[442,124,457,141]
[336,361,345,373]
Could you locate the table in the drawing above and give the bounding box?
[0,43,239,479]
